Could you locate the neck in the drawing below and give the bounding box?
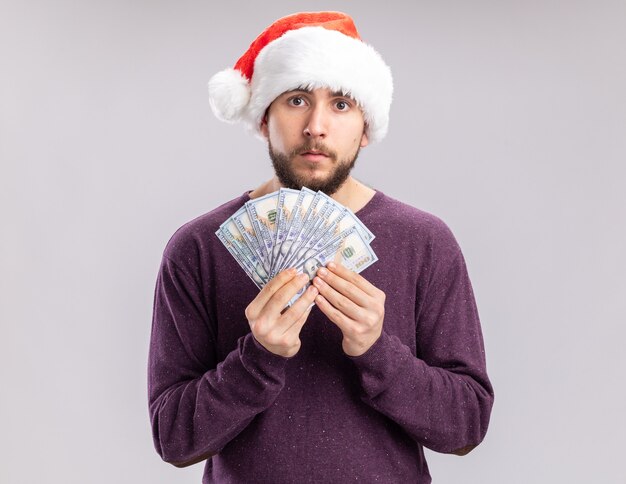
[248,176,375,213]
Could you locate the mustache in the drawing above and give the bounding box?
[287,142,337,160]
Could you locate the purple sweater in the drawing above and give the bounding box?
[148,190,494,483]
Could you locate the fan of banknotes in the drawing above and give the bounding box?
[216,187,377,305]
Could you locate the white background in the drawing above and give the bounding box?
[1,1,625,483]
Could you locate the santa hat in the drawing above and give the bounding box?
[208,11,393,143]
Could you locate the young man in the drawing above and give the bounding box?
[148,11,494,483]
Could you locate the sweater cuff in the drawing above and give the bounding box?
[348,331,414,399]
[238,332,291,387]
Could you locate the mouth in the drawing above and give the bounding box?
[299,150,330,162]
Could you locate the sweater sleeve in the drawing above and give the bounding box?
[349,248,494,454]
[147,255,289,467]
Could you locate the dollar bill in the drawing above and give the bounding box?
[215,229,266,289]
[219,220,269,282]
[271,187,316,277]
[231,207,270,274]
[245,192,279,268]
[270,188,303,277]
[277,191,328,271]
[282,201,343,270]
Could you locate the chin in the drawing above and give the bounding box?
[301,174,332,187]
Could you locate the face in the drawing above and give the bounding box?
[260,87,369,195]
[303,258,322,280]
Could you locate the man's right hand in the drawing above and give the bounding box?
[245,268,318,358]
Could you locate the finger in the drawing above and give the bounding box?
[327,262,379,298]
[315,293,356,332]
[279,284,319,330]
[316,266,369,308]
[313,275,363,321]
[247,268,298,318]
[283,300,314,337]
[263,273,310,317]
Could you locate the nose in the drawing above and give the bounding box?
[303,104,327,139]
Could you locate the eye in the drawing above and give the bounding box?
[288,96,306,107]
[335,99,351,111]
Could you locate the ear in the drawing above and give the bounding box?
[359,128,369,148]
[260,108,271,139]
[260,115,269,139]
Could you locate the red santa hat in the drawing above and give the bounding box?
[208,11,393,143]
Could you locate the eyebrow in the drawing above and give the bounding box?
[289,87,353,99]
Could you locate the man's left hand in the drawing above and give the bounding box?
[312,262,385,357]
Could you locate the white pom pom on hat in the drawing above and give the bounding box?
[207,11,393,143]
[208,68,250,123]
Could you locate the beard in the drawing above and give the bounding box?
[268,140,361,195]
